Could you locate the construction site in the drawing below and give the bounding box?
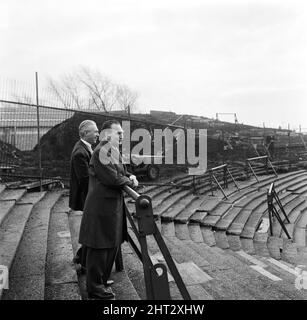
[1,94,307,302]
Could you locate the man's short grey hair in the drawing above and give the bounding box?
[79,120,97,138]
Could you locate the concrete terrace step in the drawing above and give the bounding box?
[209,201,233,217]
[130,226,214,300]
[293,227,307,247]
[227,209,255,236]
[165,237,256,299]
[176,172,307,255]
[164,186,215,224]
[126,228,182,300]
[229,250,305,299]
[287,181,307,194]
[136,173,188,194]
[45,194,80,300]
[282,204,307,235]
[194,196,223,213]
[253,232,271,256]
[0,184,6,194]
[234,187,307,243]
[265,236,307,266]
[0,188,26,201]
[274,175,307,193]
[0,192,48,299]
[16,191,47,204]
[146,185,178,200]
[209,184,241,198]
[225,187,262,205]
[236,191,267,210]
[258,256,307,299]
[0,200,15,226]
[272,196,307,237]
[1,190,62,300]
[145,234,215,300]
[145,175,195,200]
[215,207,244,231]
[181,240,302,299]
[241,194,306,241]
[154,189,194,217]
[161,194,196,222]
[152,173,304,229]
[295,208,307,229]
[253,173,304,195]
[240,211,264,238]
[113,242,141,300]
[176,197,211,224]
[293,208,307,246]
[267,236,284,260]
[253,190,302,217]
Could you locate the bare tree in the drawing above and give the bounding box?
[78,66,117,112]
[47,66,138,112]
[115,84,138,113]
[47,73,87,110]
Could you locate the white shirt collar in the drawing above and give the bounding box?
[80,139,93,153]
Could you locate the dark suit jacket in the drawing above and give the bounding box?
[69,140,92,211]
[79,140,133,249]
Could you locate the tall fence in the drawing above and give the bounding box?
[0,100,190,183]
[1,76,307,185]
[0,101,75,181]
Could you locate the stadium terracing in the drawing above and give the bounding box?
[1,105,307,300]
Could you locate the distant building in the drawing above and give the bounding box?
[0,104,73,150]
[150,110,176,117]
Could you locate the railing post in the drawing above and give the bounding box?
[223,165,228,189]
[227,166,240,191]
[210,170,214,196]
[267,183,291,239]
[124,186,191,300]
[35,72,42,191]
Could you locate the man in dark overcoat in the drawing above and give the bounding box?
[79,119,138,300]
[69,120,99,271]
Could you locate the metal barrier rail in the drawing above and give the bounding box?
[267,183,291,239]
[123,185,191,300]
[246,155,278,183]
[209,163,240,199]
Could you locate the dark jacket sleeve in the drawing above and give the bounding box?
[72,151,90,184]
[93,151,132,189]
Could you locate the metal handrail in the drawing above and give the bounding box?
[210,163,228,171]
[124,185,140,200]
[123,185,191,300]
[246,155,278,183]
[247,155,268,161]
[208,163,240,199]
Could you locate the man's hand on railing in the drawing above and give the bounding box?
[129,174,139,188]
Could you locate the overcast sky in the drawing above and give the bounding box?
[1,0,307,130]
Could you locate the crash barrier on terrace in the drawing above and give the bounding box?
[123,185,191,300]
[209,163,240,199]
[267,182,291,239]
[246,155,278,183]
